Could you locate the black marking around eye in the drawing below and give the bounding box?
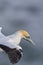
[26,36,30,38]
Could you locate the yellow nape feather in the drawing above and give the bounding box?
[19,30,30,37]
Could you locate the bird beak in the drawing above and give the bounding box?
[24,37,35,46]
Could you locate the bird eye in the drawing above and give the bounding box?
[26,36,30,38]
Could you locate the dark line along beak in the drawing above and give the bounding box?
[24,36,35,46]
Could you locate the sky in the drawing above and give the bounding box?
[0,0,43,65]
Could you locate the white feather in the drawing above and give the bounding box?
[0,30,22,50]
[7,31,22,45]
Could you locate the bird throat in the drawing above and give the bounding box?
[7,32,22,45]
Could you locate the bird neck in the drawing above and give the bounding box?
[7,31,22,45]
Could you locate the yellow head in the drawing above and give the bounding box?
[19,30,30,38]
[18,30,35,45]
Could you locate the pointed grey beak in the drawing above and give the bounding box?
[24,36,35,46]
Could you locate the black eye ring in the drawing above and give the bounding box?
[26,36,30,38]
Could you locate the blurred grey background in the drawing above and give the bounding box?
[0,0,43,65]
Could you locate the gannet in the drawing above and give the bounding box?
[0,27,35,64]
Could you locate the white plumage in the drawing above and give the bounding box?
[0,27,35,64]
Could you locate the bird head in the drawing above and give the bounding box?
[19,30,35,45]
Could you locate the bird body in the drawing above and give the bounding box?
[7,31,22,45]
[0,27,35,64]
[0,27,23,64]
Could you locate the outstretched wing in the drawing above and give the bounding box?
[0,27,22,64]
[0,44,22,64]
[0,44,15,64]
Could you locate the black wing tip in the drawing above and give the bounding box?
[8,49,22,64]
[0,44,23,64]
